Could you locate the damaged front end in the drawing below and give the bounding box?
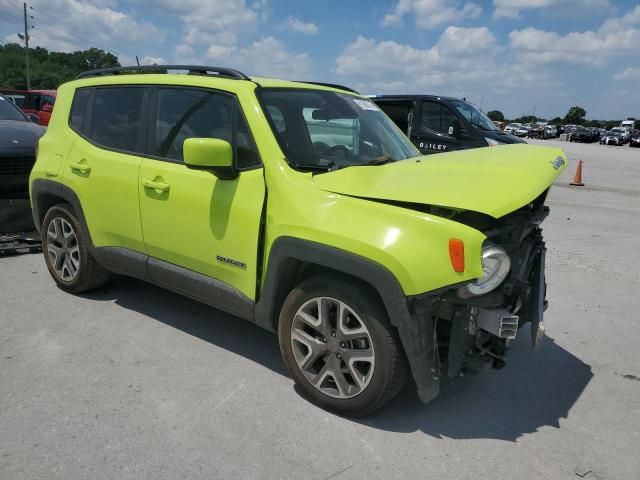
[406,190,550,403]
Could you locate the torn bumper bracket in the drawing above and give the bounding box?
[395,297,440,404]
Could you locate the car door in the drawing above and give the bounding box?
[413,101,461,154]
[138,86,265,301]
[63,86,147,253]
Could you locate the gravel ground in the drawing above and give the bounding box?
[1,139,639,479]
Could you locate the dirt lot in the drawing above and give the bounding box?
[1,140,639,479]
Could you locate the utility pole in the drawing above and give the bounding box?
[23,2,31,90]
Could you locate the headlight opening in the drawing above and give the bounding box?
[460,245,511,297]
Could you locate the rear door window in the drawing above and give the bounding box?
[88,87,146,153]
[69,88,91,133]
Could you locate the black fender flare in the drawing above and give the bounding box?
[30,178,90,241]
[254,236,440,403]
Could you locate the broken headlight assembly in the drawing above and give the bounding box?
[458,244,511,298]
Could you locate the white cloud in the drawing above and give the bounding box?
[282,16,319,35]
[509,6,640,66]
[493,0,609,19]
[436,26,496,55]
[333,29,561,117]
[0,0,162,60]
[600,5,640,34]
[336,27,496,79]
[381,0,482,30]
[615,67,640,81]
[205,36,312,78]
[139,56,166,65]
[153,0,261,48]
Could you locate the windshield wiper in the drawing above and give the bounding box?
[292,161,337,172]
[364,155,396,166]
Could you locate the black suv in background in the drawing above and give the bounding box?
[371,95,525,154]
[569,127,593,143]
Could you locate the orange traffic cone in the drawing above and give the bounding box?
[570,160,584,186]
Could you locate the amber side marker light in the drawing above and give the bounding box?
[449,238,465,273]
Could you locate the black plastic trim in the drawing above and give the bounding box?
[146,256,254,320]
[92,247,150,281]
[31,179,89,236]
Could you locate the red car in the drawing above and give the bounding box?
[21,90,57,126]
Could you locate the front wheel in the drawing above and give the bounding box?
[278,276,408,416]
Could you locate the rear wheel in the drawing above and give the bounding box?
[42,203,109,293]
[278,276,408,416]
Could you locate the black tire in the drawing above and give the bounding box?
[278,276,408,416]
[42,203,109,293]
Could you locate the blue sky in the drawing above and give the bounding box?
[1,0,639,119]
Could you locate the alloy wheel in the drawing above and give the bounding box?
[291,297,375,399]
[46,217,80,281]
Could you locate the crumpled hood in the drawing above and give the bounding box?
[313,144,568,219]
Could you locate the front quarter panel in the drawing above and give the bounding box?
[263,160,486,296]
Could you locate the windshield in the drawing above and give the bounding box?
[0,96,28,121]
[450,100,499,131]
[259,88,420,171]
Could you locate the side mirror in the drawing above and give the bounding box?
[26,113,40,123]
[41,104,54,113]
[183,138,237,180]
[448,119,462,138]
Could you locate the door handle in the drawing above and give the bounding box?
[69,161,91,173]
[142,179,170,192]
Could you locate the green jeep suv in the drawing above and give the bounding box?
[29,65,567,415]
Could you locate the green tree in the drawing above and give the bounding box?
[0,43,120,89]
[549,117,563,125]
[486,110,505,122]
[564,106,586,125]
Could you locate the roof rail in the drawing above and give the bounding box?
[294,81,359,94]
[76,65,250,80]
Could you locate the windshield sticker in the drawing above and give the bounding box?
[352,99,378,111]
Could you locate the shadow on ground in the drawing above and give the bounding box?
[84,275,593,442]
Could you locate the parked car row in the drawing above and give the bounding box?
[504,123,560,139]
[600,129,640,147]
[506,122,638,147]
[0,89,57,126]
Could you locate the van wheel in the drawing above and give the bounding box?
[278,276,408,416]
[42,203,109,293]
